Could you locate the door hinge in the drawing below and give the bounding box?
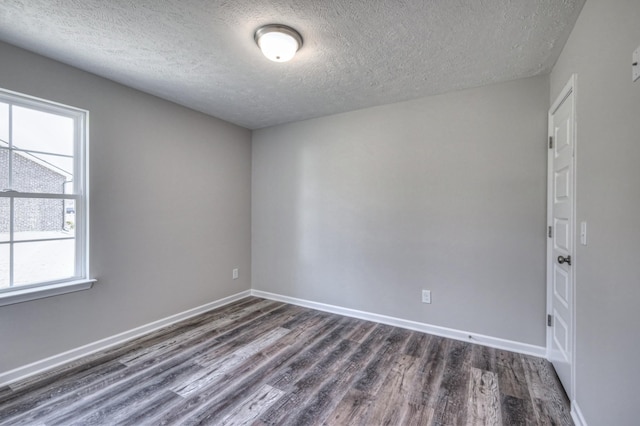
[549,136,553,149]
[548,226,553,238]
[547,314,553,327]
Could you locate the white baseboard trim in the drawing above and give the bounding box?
[251,290,546,358]
[571,401,587,426]
[1,288,547,388]
[0,290,251,388]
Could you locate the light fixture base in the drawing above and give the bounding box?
[254,24,303,62]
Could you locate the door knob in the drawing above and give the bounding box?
[557,255,572,266]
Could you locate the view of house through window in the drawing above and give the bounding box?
[0,90,88,292]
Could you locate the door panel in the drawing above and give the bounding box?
[555,167,570,200]
[554,219,570,252]
[554,266,570,308]
[553,309,570,358]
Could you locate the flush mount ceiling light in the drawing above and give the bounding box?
[254,24,303,63]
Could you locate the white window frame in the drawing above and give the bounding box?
[0,88,95,307]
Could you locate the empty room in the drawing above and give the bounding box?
[0,0,638,425]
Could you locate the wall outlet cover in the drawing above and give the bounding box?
[422,290,431,304]
[580,221,588,246]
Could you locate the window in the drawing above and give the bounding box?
[0,89,94,306]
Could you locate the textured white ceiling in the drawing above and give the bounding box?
[0,0,584,129]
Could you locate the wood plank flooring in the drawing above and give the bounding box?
[0,297,572,425]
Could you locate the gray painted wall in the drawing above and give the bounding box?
[0,42,252,373]
[252,75,549,346]
[550,1,640,424]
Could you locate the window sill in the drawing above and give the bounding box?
[0,279,97,307]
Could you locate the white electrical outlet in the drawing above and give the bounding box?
[633,45,640,82]
[422,290,431,304]
[232,268,239,280]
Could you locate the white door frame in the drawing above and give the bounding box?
[546,73,578,401]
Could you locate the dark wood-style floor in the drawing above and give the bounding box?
[0,297,572,425]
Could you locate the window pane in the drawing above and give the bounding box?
[0,244,8,289]
[0,198,8,242]
[13,239,75,286]
[0,102,8,145]
[12,106,74,156]
[13,197,74,241]
[12,151,73,194]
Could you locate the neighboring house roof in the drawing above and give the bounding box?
[0,139,71,181]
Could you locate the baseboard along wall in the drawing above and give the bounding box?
[1,288,547,388]
[251,290,546,358]
[571,401,588,426]
[0,290,251,387]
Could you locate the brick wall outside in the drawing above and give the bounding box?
[0,149,67,232]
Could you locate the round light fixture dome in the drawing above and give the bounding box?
[254,24,302,62]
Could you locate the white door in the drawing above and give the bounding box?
[547,75,576,399]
